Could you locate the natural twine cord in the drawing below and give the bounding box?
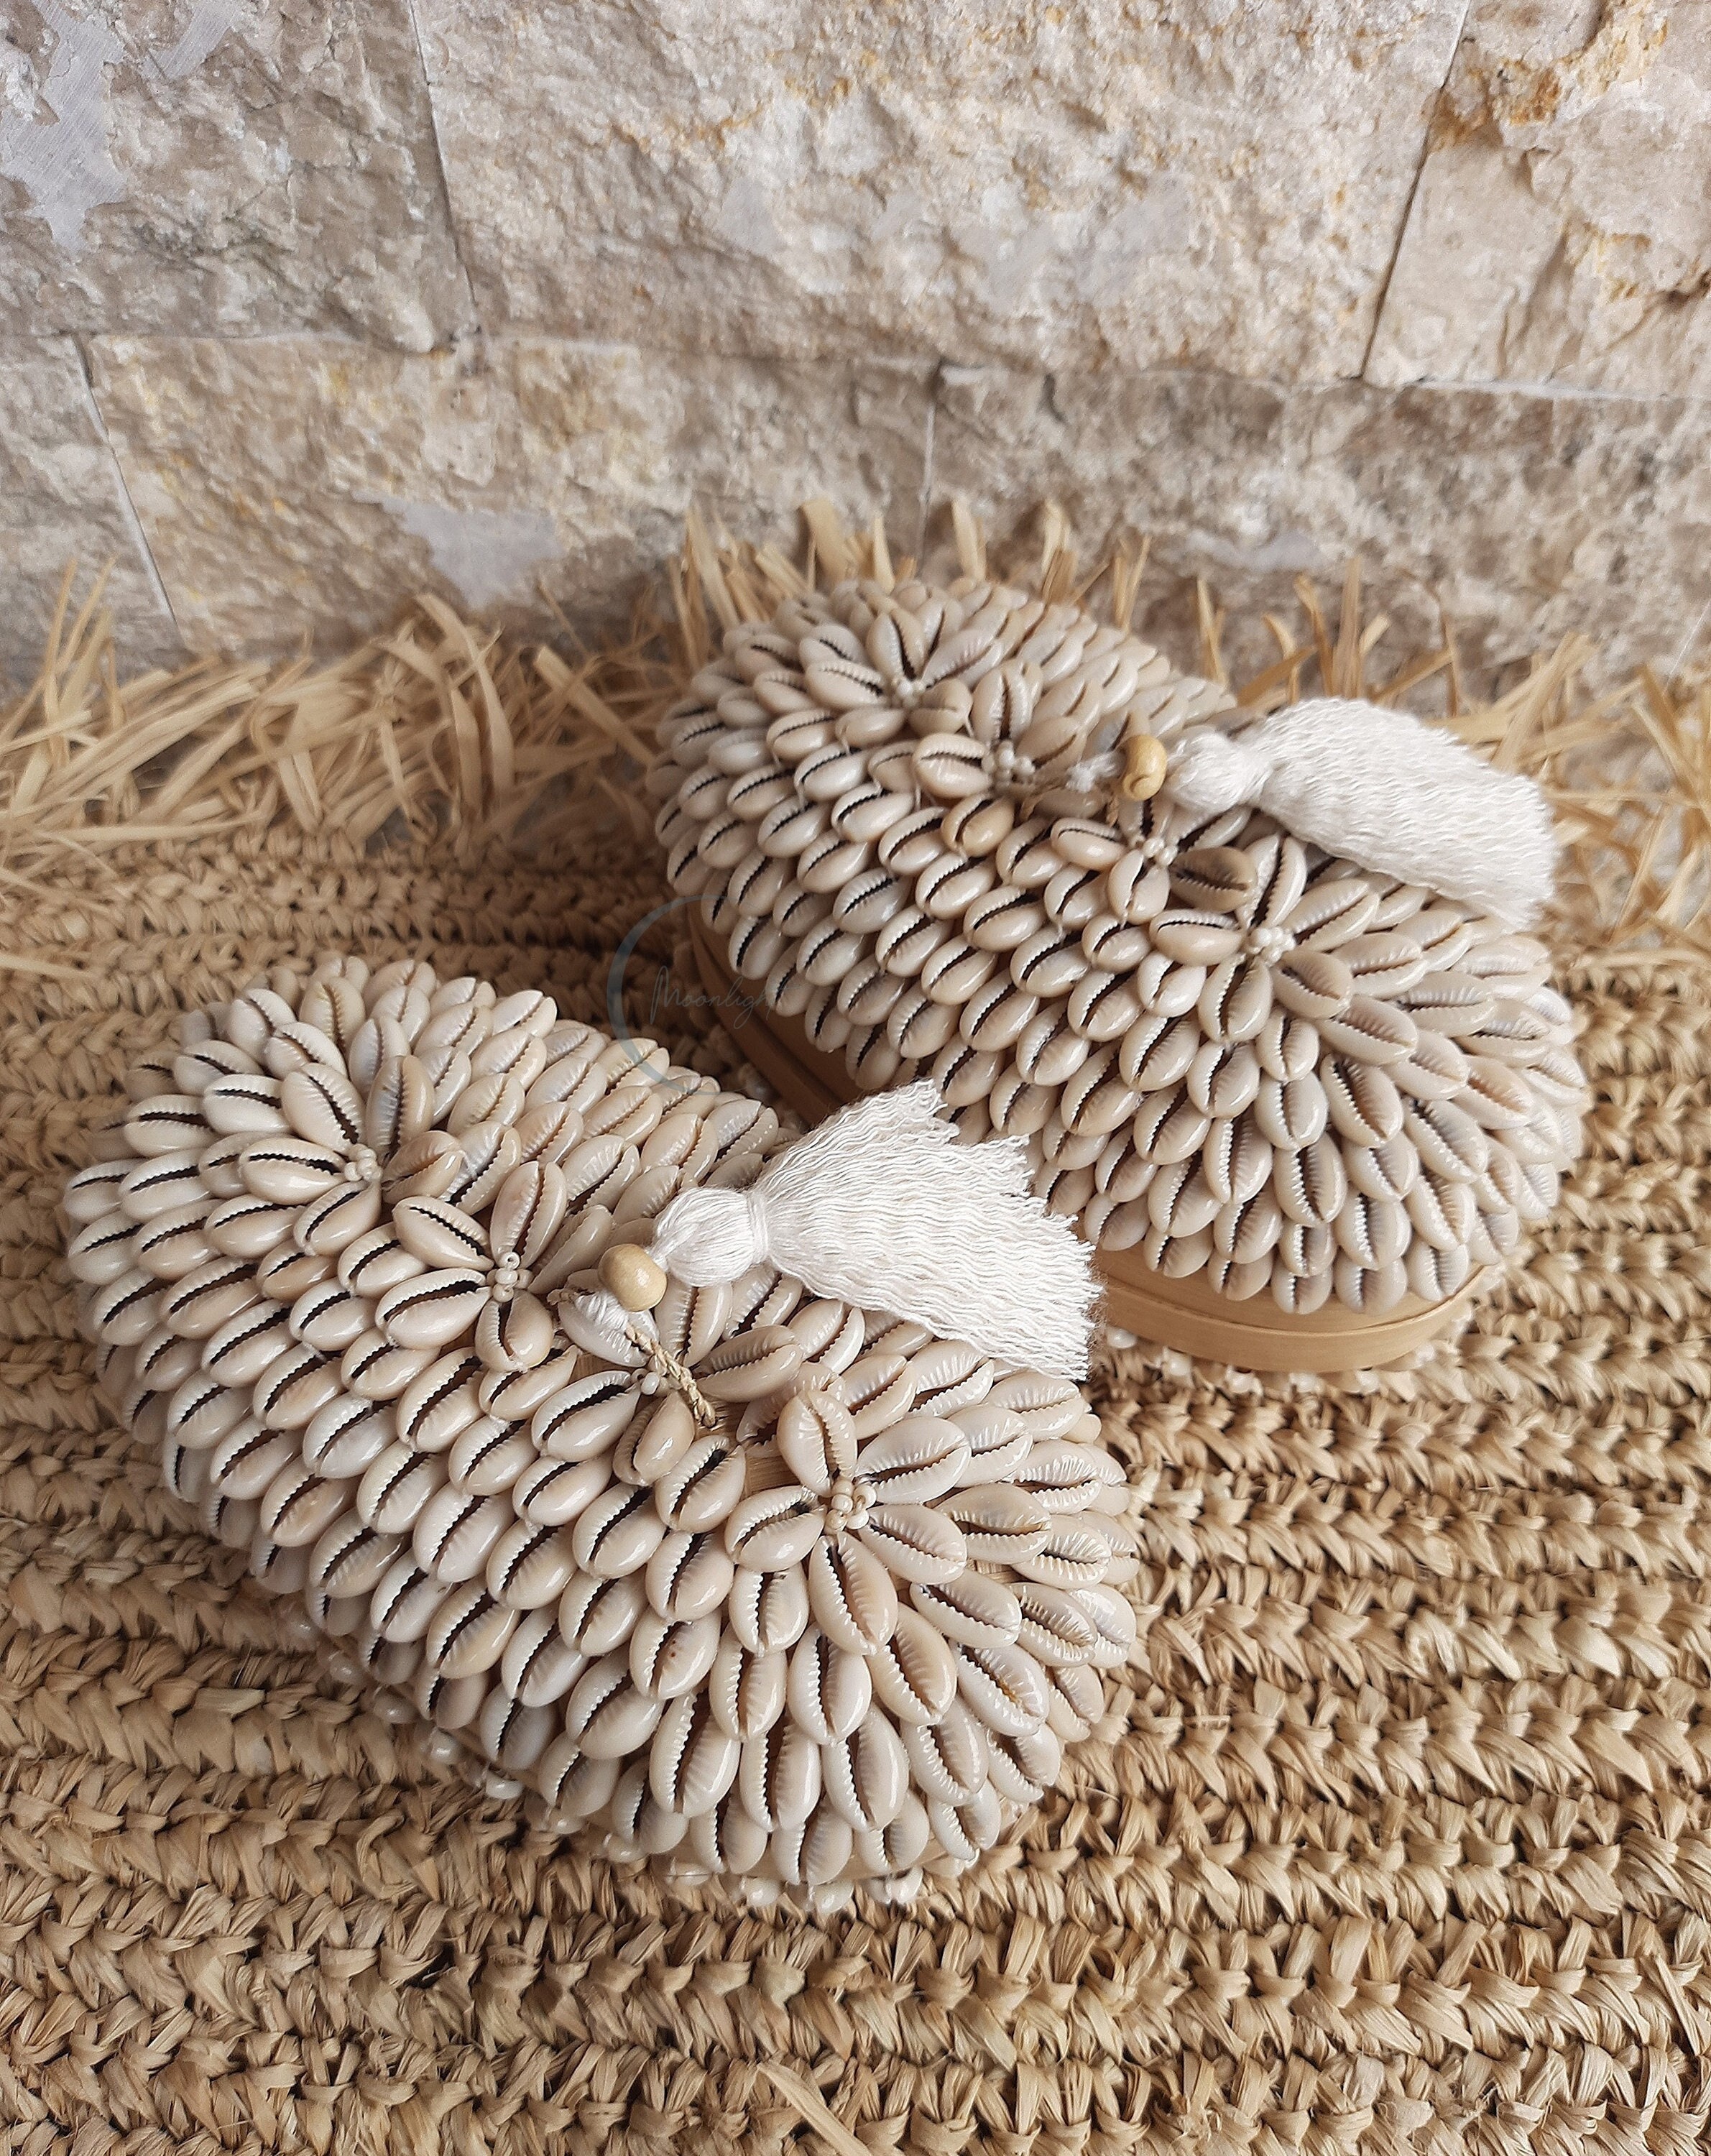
[5,535,1711,2152]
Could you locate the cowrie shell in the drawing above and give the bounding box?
[739,1717,821,1835]
[864,1608,959,1726]
[1046,1660,1107,1744]
[288,1279,371,1353]
[500,1607,585,1708]
[247,1248,326,1315]
[370,1561,446,1639]
[706,1633,788,1741]
[163,1367,250,1449]
[1073,1582,1138,1667]
[774,1388,856,1492]
[946,1402,1031,1487]
[678,1324,798,1404]
[341,1330,437,1401]
[303,1393,395,1478]
[174,1038,261,1093]
[118,1151,216,1221]
[773,1804,858,1887]
[854,1503,965,1585]
[630,1611,721,1702]
[66,1212,139,1287]
[202,1074,289,1135]
[1169,844,1258,915]
[807,1535,898,1656]
[132,1326,203,1396]
[258,1465,354,1549]
[1014,1581,1100,1666]
[1014,1518,1115,1590]
[956,1638,1049,1737]
[535,1743,619,1823]
[985,1720,1061,1807]
[610,1393,696,1487]
[786,1628,872,1743]
[160,1258,258,1339]
[929,1783,1005,1864]
[122,1095,211,1158]
[357,1444,448,1537]
[391,1199,489,1271]
[934,1483,1051,1562]
[1015,1441,1125,1514]
[652,1439,746,1534]
[558,1570,645,1657]
[65,1158,136,1223]
[572,1483,666,1578]
[395,1353,485,1453]
[725,1564,810,1657]
[646,1530,736,1623]
[375,1270,490,1350]
[526,1369,637,1463]
[309,1516,404,1600]
[260,1018,344,1077]
[821,1710,909,1832]
[565,1653,662,1759]
[724,1485,824,1571]
[203,1194,298,1260]
[1319,994,1419,1067]
[474,1291,553,1376]
[292,1179,382,1256]
[474,1347,576,1424]
[441,1123,522,1212]
[236,1137,346,1206]
[203,1300,296,1386]
[448,1419,535,1496]
[253,1344,343,1431]
[512,1452,614,1529]
[853,1416,969,1503]
[413,1485,510,1583]
[1148,910,1242,967]
[208,1420,300,1502]
[425,1585,517,1680]
[901,1695,989,1804]
[477,1690,558,1775]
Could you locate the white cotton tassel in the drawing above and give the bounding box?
[645,1082,1099,1380]
[1166,697,1558,929]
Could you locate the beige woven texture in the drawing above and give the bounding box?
[6,553,1711,2154]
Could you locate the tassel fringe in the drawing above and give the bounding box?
[647,1083,1100,1380]
[1167,696,1560,927]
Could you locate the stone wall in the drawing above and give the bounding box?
[2,0,1706,695]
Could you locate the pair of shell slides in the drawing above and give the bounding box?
[649,541,1587,1376]
[66,965,1124,1906]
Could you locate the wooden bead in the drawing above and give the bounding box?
[599,1242,668,1312]
[1119,734,1169,802]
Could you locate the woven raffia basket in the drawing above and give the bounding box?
[14,528,1711,2151]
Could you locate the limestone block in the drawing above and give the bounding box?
[930,364,1711,694]
[87,335,931,655]
[415,0,1467,379]
[1368,0,1711,395]
[0,336,181,683]
[0,0,469,349]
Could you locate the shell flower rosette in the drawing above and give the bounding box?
[65,955,1133,1904]
[646,566,1590,1348]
